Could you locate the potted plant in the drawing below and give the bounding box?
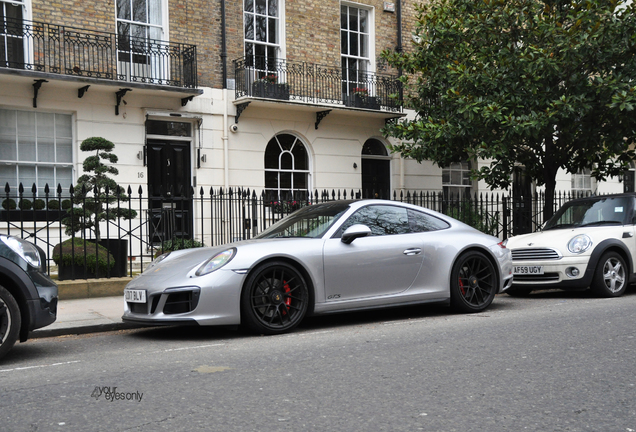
[344,87,381,110]
[57,137,137,279]
[252,74,290,100]
[52,238,116,280]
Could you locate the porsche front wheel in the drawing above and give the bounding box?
[0,285,21,360]
[241,262,309,335]
[450,251,497,313]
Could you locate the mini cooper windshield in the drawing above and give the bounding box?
[257,201,351,239]
[544,196,634,230]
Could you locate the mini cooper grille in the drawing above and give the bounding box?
[512,248,561,261]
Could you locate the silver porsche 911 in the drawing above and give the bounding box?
[122,200,513,334]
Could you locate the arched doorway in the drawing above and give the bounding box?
[361,139,390,199]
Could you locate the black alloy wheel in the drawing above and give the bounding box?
[450,251,497,312]
[241,261,309,335]
[0,286,21,360]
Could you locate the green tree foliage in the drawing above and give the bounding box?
[382,0,636,219]
[62,137,137,240]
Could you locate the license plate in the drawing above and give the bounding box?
[125,289,147,303]
[513,265,544,275]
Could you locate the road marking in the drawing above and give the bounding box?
[151,343,225,353]
[0,360,81,373]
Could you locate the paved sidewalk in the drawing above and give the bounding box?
[30,296,141,338]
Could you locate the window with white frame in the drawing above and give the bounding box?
[572,168,592,196]
[442,161,472,198]
[116,0,164,69]
[341,3,372,95]
[0,109,73,195]
[1,0,27,68]
[264,134,310,201]
[244,0,280,73]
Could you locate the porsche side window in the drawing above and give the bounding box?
[407,209,450,232]
[340,205,410,236]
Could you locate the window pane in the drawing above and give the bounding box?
[57,138,73,163]
[349,33,358,56]
[244,0,253,13]
[265,170,278,189]
[0,135,16,160]
[0,165,16,190]
[117,0,131,20]
[55,114,72,138]
[341,6,347,29]
[342,205,409,236]
[18,136,36,161]
[256,15,266,41]
[360,10,368,33]
[292,144,308,170]
[280,171,291,189]
[268,18,276,43]
[56,167,73,189]
[38,166,54,192]
[360,34,368,58]
[293,172,307,189]
[0,109,16,135]
[255,0,266,14]
[408,209,449,232]
[17,111,35,136]
[280,152,292,170]
[132,0,147,23]
[349,9,358,32]
[18,165,35,188]
[37,112,55,137]
[341,30,348,55]
[268,0,277,16]
[38,137,55,162]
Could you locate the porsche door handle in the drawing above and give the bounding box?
[403,248,422,256]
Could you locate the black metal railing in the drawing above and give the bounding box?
[234,56,402,112]
[1,182,587,280]
[0,17,197,88]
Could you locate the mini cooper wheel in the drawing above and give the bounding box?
[0,285,21,360]
[450,251,497,312]
[241,262,309,335]
[590,252,627,297]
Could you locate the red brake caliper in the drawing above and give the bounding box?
[459,278,466,296]
[282,281,291,315]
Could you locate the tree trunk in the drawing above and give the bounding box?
[543,135,559,222]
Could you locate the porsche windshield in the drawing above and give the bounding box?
[257,201,352,239]
[544,196,634,230]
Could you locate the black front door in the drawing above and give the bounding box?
[512,170,533,235]
[146,139,193,243]
[362,159,390,199]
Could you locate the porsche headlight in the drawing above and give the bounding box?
[196,248,236,276]
[145,252,171,271]
[0,235,41,268]
[568,234,592,254]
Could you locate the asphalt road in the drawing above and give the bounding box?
[1,290,635,432]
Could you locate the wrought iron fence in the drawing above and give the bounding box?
[1,182,588,280]
[0,17,197,88]
[234,56,402,112]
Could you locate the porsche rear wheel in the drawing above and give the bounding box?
[590,252,627,297]
[0,286,21,360]
[241,262,309,335]
[450,251,497,313]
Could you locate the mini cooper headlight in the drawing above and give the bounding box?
[196,248,236,276]
[0,235,41,268]
[568,234,592,254]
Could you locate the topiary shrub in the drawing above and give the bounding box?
[18,199,32,210]
[33,199,46,210]
[47,200,60,210]
[61,199,72,210]
[52,238,115,276]
[2,199,16,210]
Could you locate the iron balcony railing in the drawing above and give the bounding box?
[0,16,197,88]
[1,182,586,280]
[234,56,402,112]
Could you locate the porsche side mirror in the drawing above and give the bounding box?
[341,224,372,244]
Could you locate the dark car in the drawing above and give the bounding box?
[0,235,58,359]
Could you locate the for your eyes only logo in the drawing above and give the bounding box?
[91,386,143,402]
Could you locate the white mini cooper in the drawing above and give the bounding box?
[505,193,636,297]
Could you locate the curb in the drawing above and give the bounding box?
[30,321,148,339]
